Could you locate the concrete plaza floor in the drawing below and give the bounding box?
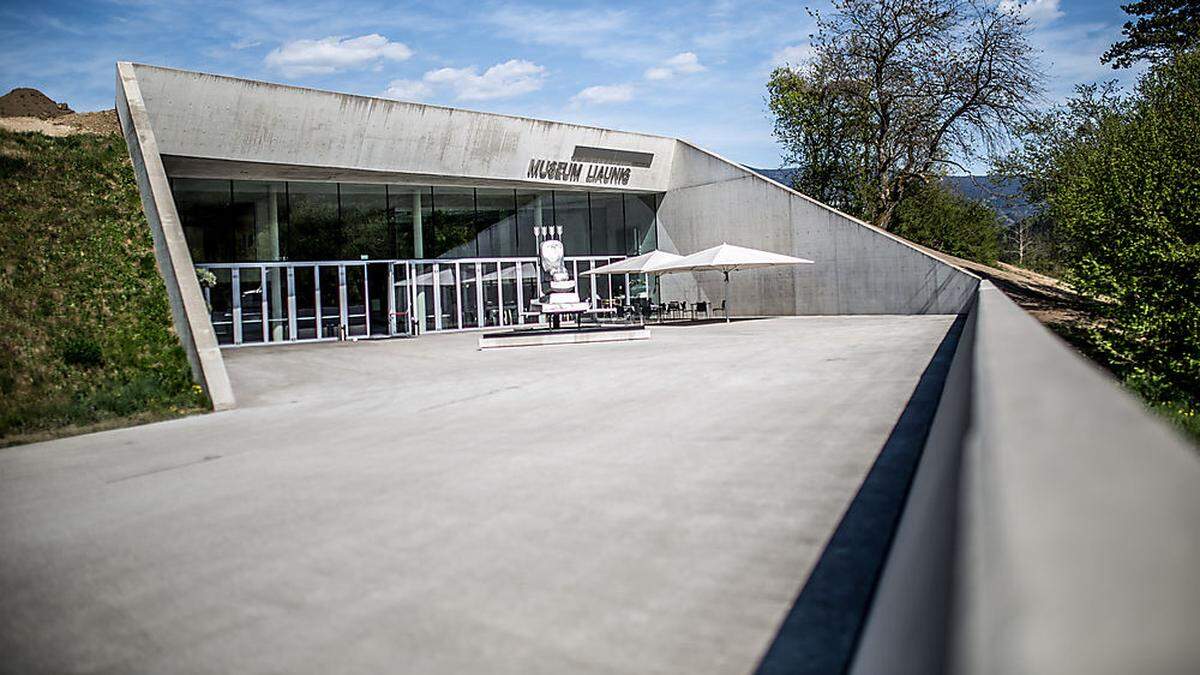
[0,316,956,674]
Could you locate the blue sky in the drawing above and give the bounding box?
[0,0,1144,170]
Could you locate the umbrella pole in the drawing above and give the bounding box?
[723,270,730,323]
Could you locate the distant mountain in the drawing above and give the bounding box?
[747,167,1034,227]
[941,175,1035,226]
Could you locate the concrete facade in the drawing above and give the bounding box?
[659,142,978,315]
[115,63,235,410]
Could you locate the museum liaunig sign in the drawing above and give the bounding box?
[526,158,633,186]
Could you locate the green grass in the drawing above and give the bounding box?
[0,129,207,443]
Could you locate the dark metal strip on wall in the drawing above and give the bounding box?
[571,145,654,168]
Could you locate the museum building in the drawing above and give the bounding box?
[116,62,975,407]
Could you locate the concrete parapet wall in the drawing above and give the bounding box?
[116,63,235,411]
[658,142,978,315]
[851,282,1200,674]
[128,64,676,192]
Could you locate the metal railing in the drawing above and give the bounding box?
[196,256,642,347]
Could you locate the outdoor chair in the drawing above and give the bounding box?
[693,301,709,319]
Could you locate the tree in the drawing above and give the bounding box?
[890,180,1003,263]
[1001,212,1063,274]
[996,51,1200,404]
[766,0,1041,229]
[1102,0,1200,68]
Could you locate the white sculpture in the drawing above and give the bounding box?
[531,227,588,327]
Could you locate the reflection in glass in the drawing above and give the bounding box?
[482,262,501,327]
[460,263,479,328]
[264,267,289,341]
[206,268,234,344]
[554,191,590,256]
[345,265,368,337]
[293,266,317,340]
[515,190,553,257]
[589,192,624,255]
[575,260,593,305]
[340,184,390,260]
[438,263,458,329]
[319,265,340,338]
[520,262,539,324]
[289,182,341,261]
[388,186,427,258]
[432,187,477,258]
[610,272,627,307]
[625,193,657,254]
[231,181,287,262]
[593,259,612,304]
[173,178,231,263]
[392,263,413,335]
[475,188,517,257]
[416,263,435,331]
[500,263,518,326]
[239,267,264,343]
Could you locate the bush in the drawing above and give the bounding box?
[890,180,1004,264]
[1049,52,1200,407]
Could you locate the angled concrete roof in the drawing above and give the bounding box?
[127,63,678,191]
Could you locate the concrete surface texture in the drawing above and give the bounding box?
[115,63,234,410]
[657,142,978,317]
[128,63,677,192]
[0,316,955,674]
[852,283,1200,675]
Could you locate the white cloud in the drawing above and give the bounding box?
[421,59,547,101]
[999,0,1064,27]
[643,52,706,80]
[383,79,432,101]
[487,6,627,47]
[772,44,813,67]
[265,34,412,76]
[665,52,705,73]
[571,84,634,106]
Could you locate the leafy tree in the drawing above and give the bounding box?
[766,0,1041,228]
[1001,211,1065,276]
[996,51,1200,406]
[1102,0,1200,68]
[890,180,1003,264]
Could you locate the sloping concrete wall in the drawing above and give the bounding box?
[129,63,676,192]
[658,142,978,315]
[115,63,235,410]
[851,282,1200,674]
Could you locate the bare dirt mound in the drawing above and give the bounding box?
[54,110,121,135]
[0,88,72,118]
[0,109,120,137]
[919,244,1094,326]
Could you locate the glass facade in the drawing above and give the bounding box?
[172,178,660,264]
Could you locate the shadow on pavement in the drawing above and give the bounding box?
[754,313,967,675]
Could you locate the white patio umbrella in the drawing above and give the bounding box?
[644,243,814,322]
[578,250,684,276]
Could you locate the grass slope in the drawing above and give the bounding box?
[0,129,206,444]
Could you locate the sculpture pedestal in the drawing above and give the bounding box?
[477,324,649,350]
